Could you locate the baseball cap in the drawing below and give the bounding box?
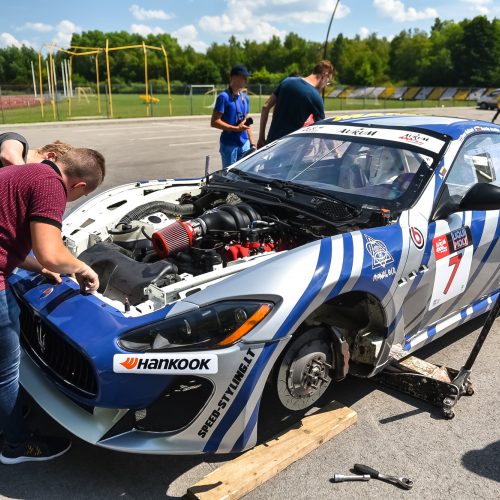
[230,64,251,77]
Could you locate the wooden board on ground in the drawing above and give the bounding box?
[187,402,357,500]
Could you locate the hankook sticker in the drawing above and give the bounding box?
[113,353,218,374]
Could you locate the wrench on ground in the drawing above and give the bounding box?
[353,463,413,490]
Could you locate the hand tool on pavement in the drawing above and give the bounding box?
[353,464,413,490]
[331,473,370,483]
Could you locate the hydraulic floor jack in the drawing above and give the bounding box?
[376,294,500,419]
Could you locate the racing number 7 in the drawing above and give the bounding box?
[444,253,463,295]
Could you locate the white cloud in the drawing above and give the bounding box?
[172,25,208,52]
[359,26,370,39]
[199,5,284,42]
[461,0,492,15]
[51,20,81,47]
[19,22,53,32]
[130,24,165,36]
[274,1,350,24]
[199,0,350,42]
[373,0,437,22]
[129,4,173,21]
[0,32,23,48]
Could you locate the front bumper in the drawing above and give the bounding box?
[20,349,217,454]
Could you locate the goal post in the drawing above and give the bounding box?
[189,84,217,109]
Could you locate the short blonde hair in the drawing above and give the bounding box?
[37,140,73,158]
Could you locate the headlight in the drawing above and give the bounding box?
[118,301,273,352]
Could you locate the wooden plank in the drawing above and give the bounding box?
[187,402,357,500]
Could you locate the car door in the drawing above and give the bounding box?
[414,132,500,333]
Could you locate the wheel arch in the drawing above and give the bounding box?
[300,290,390,377]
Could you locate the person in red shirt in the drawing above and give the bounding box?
[0,146,105,464]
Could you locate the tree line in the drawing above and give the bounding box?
[1,15,499,88]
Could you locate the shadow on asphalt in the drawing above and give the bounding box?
[462,440,500,482]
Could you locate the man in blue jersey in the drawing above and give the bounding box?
[211,64,255,170]
[257,60,335,148]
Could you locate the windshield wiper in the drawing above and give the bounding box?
[275,180,359,211]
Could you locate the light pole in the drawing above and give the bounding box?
[322,0,341,101]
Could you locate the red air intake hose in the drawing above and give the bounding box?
[152,221,195,258]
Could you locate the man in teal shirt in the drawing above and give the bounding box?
[257,60,335,147]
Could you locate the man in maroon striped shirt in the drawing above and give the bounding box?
[0,147,105,464]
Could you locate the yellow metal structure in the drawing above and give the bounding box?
[36,41,172,119]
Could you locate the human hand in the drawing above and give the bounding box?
[75,264,99,294]
[40,267,62,284]
[235,122,250,132]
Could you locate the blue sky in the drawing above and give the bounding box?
[1,0,499,53]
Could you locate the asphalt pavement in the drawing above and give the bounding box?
[0,107,499,499]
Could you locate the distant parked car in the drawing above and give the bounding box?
[477,89,500,110]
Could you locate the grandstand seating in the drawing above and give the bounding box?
[415,87,434,100]
[390,87,408,99]
[439,87,458,100]
[427,87,446,100]
[324,85,490,104]
[379,87,395,98]
[338,87,354,98]
[403,87,421,100]
[370,87,386,98]
[328,88,344,98]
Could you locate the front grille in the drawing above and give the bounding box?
[19,302,98,398]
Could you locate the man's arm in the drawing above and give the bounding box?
[20,255,62,284]
[30,221,99,293]
[0,139,25,166]
[257,94,276,148]
[210,110,249,133]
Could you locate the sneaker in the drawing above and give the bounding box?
[0,434,71,464]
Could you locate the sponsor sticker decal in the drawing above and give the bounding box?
[433,235,450,260]
[410,227,425,250]
[113,353,218,374]
[198,349,256,438]
[450,226,470,252]
[433,227,472,260]
[337,127,378,137]
[438,165,448,179]
[365,235,394,269]
[430,227,473,310]
[398,133,429,146]
[40,287,54,299]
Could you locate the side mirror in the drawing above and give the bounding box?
[460,183,500,211]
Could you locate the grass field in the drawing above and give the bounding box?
[0,92,478,125]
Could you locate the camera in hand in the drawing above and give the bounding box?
[244,117,253,126]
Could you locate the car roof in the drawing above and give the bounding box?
[319,113,500,140]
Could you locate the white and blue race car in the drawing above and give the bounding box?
[10,113,500,454]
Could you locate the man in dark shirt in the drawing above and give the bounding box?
[0,132,73,167]
[257,60,335,147]
[0,147,105,464]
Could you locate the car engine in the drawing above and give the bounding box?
[77,190,337,308]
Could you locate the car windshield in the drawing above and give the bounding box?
[231,132,438,209]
